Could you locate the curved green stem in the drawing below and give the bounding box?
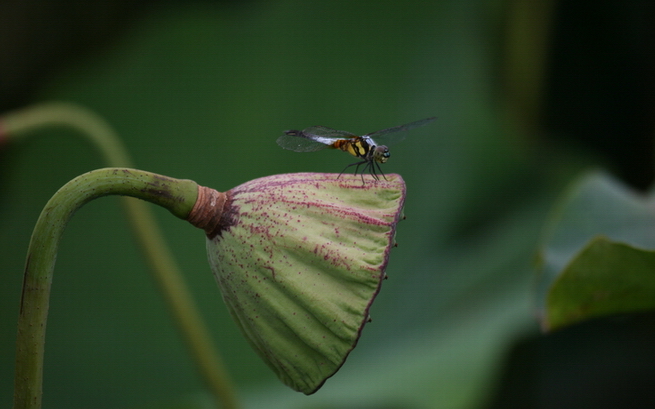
[3,104,240,409]
[14,168,197,408]
[1,102,131,165]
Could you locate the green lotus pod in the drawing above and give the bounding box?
[190,172,406,394]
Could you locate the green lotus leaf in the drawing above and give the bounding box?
[204,172,406,394]
[536,171,655,330]
[546,236,655,330]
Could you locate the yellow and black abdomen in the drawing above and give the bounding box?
[332,138,371,159]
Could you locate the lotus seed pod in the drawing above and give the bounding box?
[191,173,406,394]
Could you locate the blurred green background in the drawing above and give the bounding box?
[1,0,653,408]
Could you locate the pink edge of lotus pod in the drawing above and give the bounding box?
[204,172,406,394]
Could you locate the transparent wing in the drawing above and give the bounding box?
[276,133,331,152]
[364,117,436,146]
[276,126,357,152]
[302,125,357,139]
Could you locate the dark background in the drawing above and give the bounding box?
[1,1,653,408]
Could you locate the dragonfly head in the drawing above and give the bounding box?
[372,145,390,164]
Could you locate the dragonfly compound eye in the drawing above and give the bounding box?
[374,146,390,163]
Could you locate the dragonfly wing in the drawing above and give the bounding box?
[364,117,436,146]
[276,126,357,152]
[302,126,357,139]
[276,133,331,152]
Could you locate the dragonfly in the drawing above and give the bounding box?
[276,117,436,181]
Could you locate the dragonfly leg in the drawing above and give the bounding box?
[363,161,379,182]
[338,160,366,179]
[338,159,384,183]
[374,161,387,181]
